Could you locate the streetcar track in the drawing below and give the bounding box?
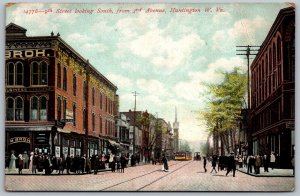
[137,161,193,191]
[99,161,182,191]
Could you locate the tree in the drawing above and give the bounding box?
[180,140,191,152]
[199,67,247,155]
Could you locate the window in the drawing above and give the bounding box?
[16,62,23,85]
[83,109,87,130]
[31,62,39,85]
[31,61,48,85]
[31,97,38,120]
[63,99,67,120]
[92,113,95,131]
[40,96,47,120]
[57,96,61,121]
[100,93,102,110]
[83,81,87,101]
[277,37,281,62]
[92,87,95,106]
[41,61,48,85]
[7,62,14,85]
[63,67,67,91]
[57,63,61,88]
[73,103,76,126]
[6,97,14,121]
[73,74,76,96]
[99,116,102,134]
[15,97,24,121]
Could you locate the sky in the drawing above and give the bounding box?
[6,2,290,144]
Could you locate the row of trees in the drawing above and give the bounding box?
[199,67,247,155]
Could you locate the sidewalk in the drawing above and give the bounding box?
[237,166,294,177]
[5,161,150,175]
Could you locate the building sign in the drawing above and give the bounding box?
[70,148,75,157]
[63,147,68,156]
[6,86,54,93]
[5,49,54,59]
[55,146,60,158]
[10,137,30,144]
[286,122,294,129]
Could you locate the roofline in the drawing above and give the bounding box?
[250,6,295,68]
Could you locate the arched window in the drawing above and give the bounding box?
[6,97,14,121]
[31,96,38,120]
[40,61,48,85]
[83,81,87,101]
[63,67,67,91]
[7,62,14,85]
[15,97,24,121]
[57,63,61,88]
[15,62,23,85]
[73,74,77,96]
[57,96,61,121]
[273,43,276,68]
[40,96,47,120]
[31,62,39,85]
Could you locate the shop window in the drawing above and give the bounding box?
[6,97,14,121]
[40,96,47,120]
[31,96,38,120]
[57,63,61,88]
[15,97,24,121]
[73,74,76,96]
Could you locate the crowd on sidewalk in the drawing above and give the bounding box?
[6,150,146,175]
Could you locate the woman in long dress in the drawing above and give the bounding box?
[9,151,17,171]
[29,152,34,171]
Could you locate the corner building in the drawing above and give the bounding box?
[250,7,295,168]
[5,23,118,158]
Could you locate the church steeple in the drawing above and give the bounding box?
[173,107,179,129]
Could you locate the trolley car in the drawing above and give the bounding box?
[174,151,192,161]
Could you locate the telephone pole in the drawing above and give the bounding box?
[132,91,138,154]
[236,45,260,110]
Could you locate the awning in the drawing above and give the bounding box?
[57,128,71,133]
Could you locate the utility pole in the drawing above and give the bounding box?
[132,91,138,155]
[236,45,260,110]
[236,45,260,156]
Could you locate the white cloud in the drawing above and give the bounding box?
[106,73,133,89]
[137,79,170,97]
[213,12,232,24]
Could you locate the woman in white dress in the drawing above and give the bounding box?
[9,151,17,171]
[29,152,34,171]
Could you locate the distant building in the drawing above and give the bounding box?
[5,23,118,158]
[250,7,295,168]
[173,107,179,152]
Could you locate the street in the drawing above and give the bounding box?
[5,160,294,191]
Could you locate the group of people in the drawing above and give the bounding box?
[7,150,133,175]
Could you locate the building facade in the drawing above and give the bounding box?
[5,23,118,158]
[250,7,295,168]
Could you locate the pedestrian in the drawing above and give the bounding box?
[255,155,261,174]
[162,154,169,172]
[263,154,269,172]
[58,156,65,174]
[22,151,29,169]
[210,155,218,174]
[44,155,52,175]
[291,156,295,175]
[247,156,252,173]
[116,154,121,172]
[238,156,243,168]
[130,154,135,166]
[32,154,38,174]
[80,154,86,174]
[270,152,276,170]
[51,155,58,173]
[86,156,91,174]
[17,154,24,174]
[94,155,99,175]
[9,150,17,171]
[29,152,34,172]
[226,152,236,177]
[203,156,207,172]
[120,154,126,173]
[111,155,116,172]
[66,155,71,174]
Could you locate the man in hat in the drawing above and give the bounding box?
[226,152,236,177]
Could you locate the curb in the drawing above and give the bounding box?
[237,168,294,177]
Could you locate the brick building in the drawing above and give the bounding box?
[250,7,295,168]
[5,23,118,158]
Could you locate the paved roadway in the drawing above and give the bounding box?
[5,160,294,192]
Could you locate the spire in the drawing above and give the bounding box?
[175,107,178,122]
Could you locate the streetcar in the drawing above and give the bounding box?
[174,151,192,161]
[193,152,201,161]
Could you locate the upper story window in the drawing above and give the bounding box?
[57,96,61,121]
[73,74,77,96]
[57,63,61,88]
[83,109,87,130]
[83,81,87,102]
[31,96,39,120]
[63,67,67,91]
[30,96,47,121]
[31,61,48,86]
[6,62,24,86]
[40,96,47,120]
[92,87,95,106]
[92,113,95,132]
[73,103,76,126]
[277,37,281,62]
[6,97,24,121]
[100,93,102,110]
